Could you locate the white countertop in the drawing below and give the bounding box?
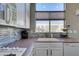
[36,38,64,42]
[35,38,79,43]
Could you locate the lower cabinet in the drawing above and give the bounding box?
[32,43,63,56]
[64,43,79,56]
[32,42,79,56]
[50,48,63,56]
[33,48,48,56]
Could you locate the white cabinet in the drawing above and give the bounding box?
[25,4,30,28]
[0,3,30,28]
[34,48,48,56]
[0,4,17,26]
[16,4,25,27]
[50,48,63,56]
[50,43,63,56]
[64,43,79,56]
[32,43,63,56]
[6,4,17,25]
[32,43,49,56]
[16,3,30,28]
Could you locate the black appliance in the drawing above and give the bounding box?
[21,30,28,39]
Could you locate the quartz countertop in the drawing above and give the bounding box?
[4,37,79,56]
[6,38,79,47]
[5,38,36,56]
[6,38,35,48]
[35,38,79,43]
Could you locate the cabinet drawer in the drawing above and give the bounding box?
[34,43,50,48]
[50,43,63,48]
[34,43,63,48]
[64,43,79,47]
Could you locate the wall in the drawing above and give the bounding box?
[65,3,79,39]
[30,3,36,33]
[0,26,21,47]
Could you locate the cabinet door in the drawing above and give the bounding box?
[25,4,30,28]
[64,43,79,56]
[50,43,63,56]
[50,48,63,56]
[34,48,48,56]
[32,48,36,56]
[16,3,25,27]
[50,43,63,48]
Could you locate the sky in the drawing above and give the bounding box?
[36,3,64,11]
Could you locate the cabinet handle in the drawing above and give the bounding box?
[50,49,52,56]
[47,49,48,56]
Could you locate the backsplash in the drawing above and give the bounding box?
[0,26,21,47]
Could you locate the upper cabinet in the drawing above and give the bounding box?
[6,4,17,25]
[16,3,30,28]
[16,4,25,28]
[0,4,6,24]
[25,4,30,29]
[0,3,30,29]
[0,3,17,27]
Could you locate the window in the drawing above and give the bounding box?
[36,20,49,32]
[35,3,65,33]
[50,20,64,32]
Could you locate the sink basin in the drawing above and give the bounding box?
[37,38,63,42]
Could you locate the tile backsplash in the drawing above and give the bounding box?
[0,26,21,47]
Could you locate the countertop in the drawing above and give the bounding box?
[5,38,36,56]
[4,37,79,56]
[35,38,79,43]
[6,38,35,48]
[6,38,79,48]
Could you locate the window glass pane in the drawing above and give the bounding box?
[35,20,49,32]
[50,12,64,19]
[36,3,64,11]
[50,20,64,32]
[35,12,49,19]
